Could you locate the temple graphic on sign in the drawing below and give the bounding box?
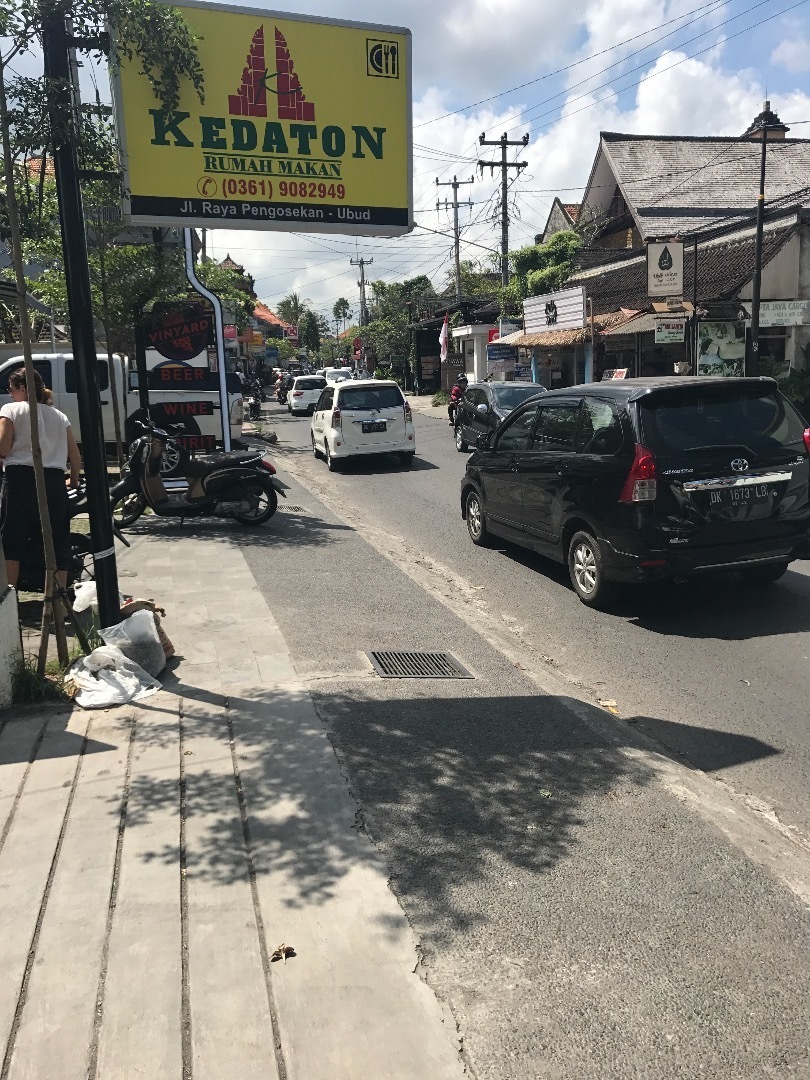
[228,25,316,121]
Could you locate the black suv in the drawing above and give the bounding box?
[454,382,546,452]
[460,377,810,606]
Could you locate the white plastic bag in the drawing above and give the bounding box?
[66,645,161,709]
[72,581,99,613]
[72,581,126,614]
[101,608,166,677]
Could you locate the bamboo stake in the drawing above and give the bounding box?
[0,57,69,670]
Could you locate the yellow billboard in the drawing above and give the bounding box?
[112,2,412,235]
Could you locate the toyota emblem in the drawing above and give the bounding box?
[730,458,749,473]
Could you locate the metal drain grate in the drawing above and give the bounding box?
[367,650,473,679]
[277,505,307,513]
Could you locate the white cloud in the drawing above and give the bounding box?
[771,37,810,74]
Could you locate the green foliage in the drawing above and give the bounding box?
[332,297,352,331]
[276,291,310,327]
[443,259,498,300]
[506,230,582,307]
[432,389,449,406]
[12,655,68,704]
[298,308,320,352]
[363,275,435,366]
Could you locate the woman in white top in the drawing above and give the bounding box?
[0,367,81,588]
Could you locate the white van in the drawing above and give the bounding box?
[0,353,243,454]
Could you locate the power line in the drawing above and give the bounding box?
[415,0,727,128]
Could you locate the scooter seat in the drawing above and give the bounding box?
[183,451,262,478]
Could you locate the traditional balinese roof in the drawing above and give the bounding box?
[219,253,245,273]
[582,131,810,240]
[569,223,795,315]
[253,302,286,327]
[562,203,580,222]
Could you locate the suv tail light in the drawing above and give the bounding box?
[331,407,342,429]
[293,390,304,397]
[404,399,412,422]
[803,428,810,456]
[619,444,657,503]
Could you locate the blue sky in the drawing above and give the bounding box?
[6,0,810,322]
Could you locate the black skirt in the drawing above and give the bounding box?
[0,465,71,570]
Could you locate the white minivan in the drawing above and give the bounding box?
[310,379,416,470]
[288,375,327,416]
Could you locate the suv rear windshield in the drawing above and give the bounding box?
[296,377,326,390]
[638,384,807,457]
[491,385,543,411]
[338,386,403,411]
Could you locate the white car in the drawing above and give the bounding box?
[310,379,416,470]
[324,366,354,385]
[288,375,327,416]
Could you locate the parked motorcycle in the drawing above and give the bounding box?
[110,419,284,528]
[247,381,263,421]
[17,481,130,592]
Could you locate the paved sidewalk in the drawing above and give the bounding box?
[0,526,465,1079]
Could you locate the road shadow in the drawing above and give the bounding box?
[116,677,779,926]
[119,504,352,551]
[626,715,779,773]
[491,540,810,639]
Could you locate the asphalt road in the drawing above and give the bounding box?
[264,400,810,839]
[235,400,810,1079]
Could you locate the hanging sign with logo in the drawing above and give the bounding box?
[647,241,684,297]
[144,301,214,368]
[654,317,686,344]
[523,286,585,334]
[111,3,412,236]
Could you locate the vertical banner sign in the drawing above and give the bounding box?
[111,2,412,236]
[647,241,684,297]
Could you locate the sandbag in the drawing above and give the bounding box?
[101,608,166,677]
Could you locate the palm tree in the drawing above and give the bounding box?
[276,291,310,328]
[332,297,353,336]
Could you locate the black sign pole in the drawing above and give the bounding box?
[43,7,120,627]
[183,229,231,451]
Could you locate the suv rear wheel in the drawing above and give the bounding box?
[739,562,789,586]
[568,530,616,608]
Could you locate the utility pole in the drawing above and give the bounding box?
[350,255,372,325]
[478,132,529,289]
[746,102,789,377]
[43,5,121,628]
[436,175,474,301]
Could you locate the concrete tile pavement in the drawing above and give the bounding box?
[0,526,466,1079]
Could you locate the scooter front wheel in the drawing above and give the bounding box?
[234,477,278,525]
[112,491,147,527]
